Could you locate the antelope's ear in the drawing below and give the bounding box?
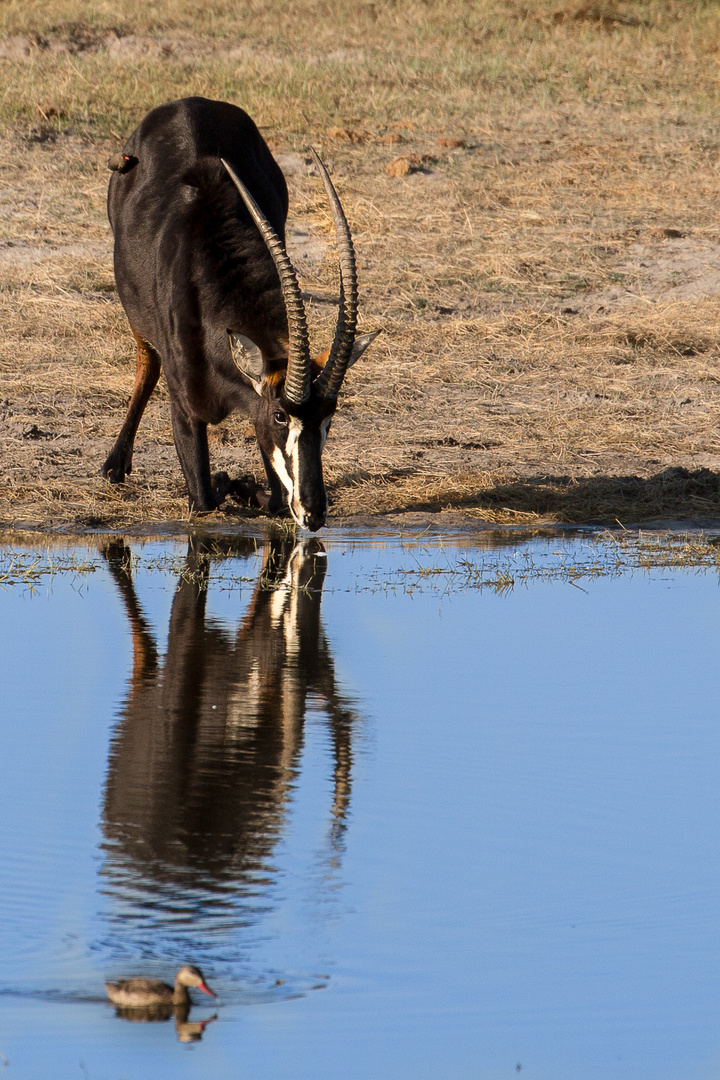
[228,331,264,395]
[348,329,382,368]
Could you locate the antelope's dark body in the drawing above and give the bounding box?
[110,96,288,376]
[104,97,361,529]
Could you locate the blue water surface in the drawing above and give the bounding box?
[0,531,719,1079]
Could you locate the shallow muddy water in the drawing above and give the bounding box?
[2,529,720,1079]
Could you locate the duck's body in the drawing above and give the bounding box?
[105,965,215,1009]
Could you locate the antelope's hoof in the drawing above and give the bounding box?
[101,459,129,484]
[211,471,233,505]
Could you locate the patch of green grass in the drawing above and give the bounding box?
[1,2,720,138]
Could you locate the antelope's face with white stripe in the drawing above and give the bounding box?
[223,150,379,533]
[230,333,377,531]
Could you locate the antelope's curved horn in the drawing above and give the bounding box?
[221,158,311,404]
[308,148,359,400]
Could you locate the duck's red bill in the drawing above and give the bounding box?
[199,983,217,997]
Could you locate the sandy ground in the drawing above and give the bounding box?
[2,18,720,534]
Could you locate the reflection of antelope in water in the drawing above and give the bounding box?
[100,535,358,945]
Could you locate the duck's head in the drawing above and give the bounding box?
[176,965,216,997]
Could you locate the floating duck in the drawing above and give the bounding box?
[105,965,216,1008]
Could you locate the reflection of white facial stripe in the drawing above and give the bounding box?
[272,417,304,524]
[270,580,289,625]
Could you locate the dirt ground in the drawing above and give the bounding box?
[2,2,720,534]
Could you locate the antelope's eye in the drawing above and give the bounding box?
[273,411,289,426]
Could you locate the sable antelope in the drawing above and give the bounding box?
[103,97,378,529]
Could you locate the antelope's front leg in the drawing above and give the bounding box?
[169,403,217,513]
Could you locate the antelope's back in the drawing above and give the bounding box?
[108,97,290,348]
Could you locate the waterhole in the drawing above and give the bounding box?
[1,528,720,1079]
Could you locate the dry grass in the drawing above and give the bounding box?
[2,0,720,531]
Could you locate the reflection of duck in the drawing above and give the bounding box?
[174,1004,218,1043]
[105,964,216,1008]
[109,996,218,1042]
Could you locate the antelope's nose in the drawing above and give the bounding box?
[295,501,326,531]
[303,511,326,532]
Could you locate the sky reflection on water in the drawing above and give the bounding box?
[1,531,720,1079]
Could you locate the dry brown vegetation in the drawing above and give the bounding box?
[2,0,720,532]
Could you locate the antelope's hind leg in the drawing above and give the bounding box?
[102,331,161,483]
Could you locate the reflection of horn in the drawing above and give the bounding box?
[229,538,327,776]
[315,603,357,845]
[222,159,311,404]
[99,533,361,953]
[260,537,357,843]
